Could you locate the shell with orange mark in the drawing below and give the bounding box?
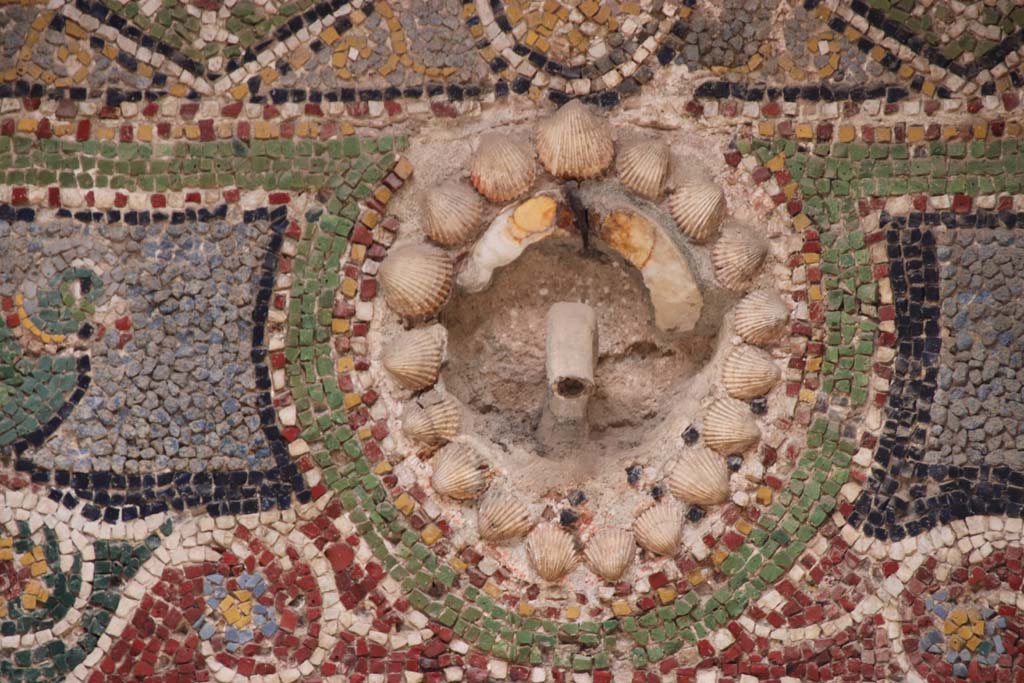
[599,209,656,269]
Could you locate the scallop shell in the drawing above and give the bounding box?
[617,140,670,199]
[478,488,533,542]
[403,395,461,445]
[379,244,454,319]
[668,172,727,242]
[583,529,636,582]
[633,502,684,557]
[526,524,578,582]
[712,227,769,290]
[430,443,489,500]
[667,450,730,506]
[722,346,781,400]
[734,289,789,346]
[469,133,536,203]
[381,325,446,391]
[421,181,485,247]
[703,397,761,455]
[535,100,614,180]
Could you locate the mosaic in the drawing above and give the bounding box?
[2,1,1024,682]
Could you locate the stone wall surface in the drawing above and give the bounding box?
[1,1,1024,682]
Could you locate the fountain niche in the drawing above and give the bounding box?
[374,101,788,585]
[440,235,719,493]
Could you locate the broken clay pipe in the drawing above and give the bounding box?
[537,302,598,454]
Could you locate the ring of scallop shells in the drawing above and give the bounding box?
[373,100,790,586]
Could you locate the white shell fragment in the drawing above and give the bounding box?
[457,193,566,292]
[667,450,730,506]
[422,181,485,247]
[430,443,489,500]
[722,346,781,400]
[599,208,704,333]
[535,100,614,179]
[478,488,534,542]
[734,289,789,346]
[469,133,536,203]
[633,502,684,557]
[381,325,447,391]
[583,529,636,582]
[703,397,761,455]
[379,244,454,319]
[526,524,578,582]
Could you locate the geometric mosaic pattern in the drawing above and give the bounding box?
[2,1,1024,682]
[850,210,1024,541]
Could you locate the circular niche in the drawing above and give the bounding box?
[441,237,718,491]
[373,101,791,587]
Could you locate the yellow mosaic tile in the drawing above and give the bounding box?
[394,492,415,515]
[611,601,632,616]
[421,524,443,545]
